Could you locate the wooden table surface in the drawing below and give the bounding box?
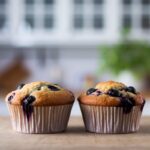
[0,116,150,150]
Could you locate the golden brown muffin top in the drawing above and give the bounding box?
[78,81,145,107]
[95,81,125,92]
[5,81,74,106]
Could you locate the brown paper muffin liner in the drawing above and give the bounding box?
[80,103,143,133]
[7,103,73,133]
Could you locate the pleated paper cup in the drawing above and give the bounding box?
[80,103,144,134]
[7,103,73,134]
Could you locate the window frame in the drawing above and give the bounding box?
[23,0,56,31]
[72,0,105,31]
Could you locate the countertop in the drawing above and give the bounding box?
[0,116,150,150]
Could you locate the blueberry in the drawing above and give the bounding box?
[22,95,35,121]
[120,97,135,114]
[107,89,120,97]
[8,93,15,102]
[17,83,25,90]
[26,96,35,104]
[86,88,97,95]
[22,95,35,106]
[120,97,134,107]
[129,97,135,105]
[126,86,136,94]
[37,87,41,90]
[8,96,13,102]
[96,91,102,96]
[48,85,60,91]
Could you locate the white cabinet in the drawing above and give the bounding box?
[0,0,149,46]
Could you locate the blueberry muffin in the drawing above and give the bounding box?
[78,81,145,133]
[6,81,74,133]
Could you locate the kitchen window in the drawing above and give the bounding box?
[141,0,150,30]
[44,15,54,29]
[73,0,105,30]
[122,14,132,29]
[0,0,8,31]
[122,0,132,30]
[121,0,150,31]
[141,14,150,29]
[24,0,55,30]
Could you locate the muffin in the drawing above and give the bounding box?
[78,81,145,133]
[6,81,74,133]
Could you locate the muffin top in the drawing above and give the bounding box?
[6,81,74,106]
[78,81,145,107]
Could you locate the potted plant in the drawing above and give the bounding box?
[99,32,150,92]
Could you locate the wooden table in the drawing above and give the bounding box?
[0,117,150,150]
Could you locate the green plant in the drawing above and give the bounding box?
[99,36,150,79]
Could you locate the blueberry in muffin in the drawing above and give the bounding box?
[79,81,145,113]
[6,81,74,133]
[78,81,145,133]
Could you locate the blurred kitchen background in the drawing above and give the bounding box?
[0,0,150,116]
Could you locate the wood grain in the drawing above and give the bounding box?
[0,117,150,150]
